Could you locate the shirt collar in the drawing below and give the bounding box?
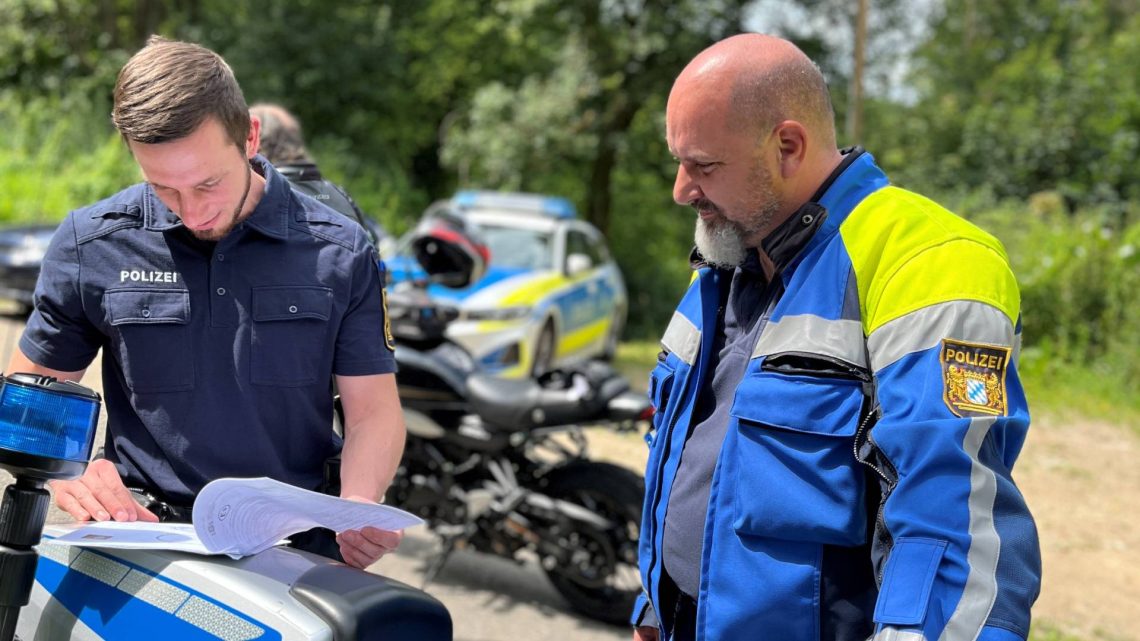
[241,155,291,240]
[144,154,291,240]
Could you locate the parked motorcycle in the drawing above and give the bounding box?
[357,268,652,625]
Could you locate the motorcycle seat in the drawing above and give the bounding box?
[467,363,630,431]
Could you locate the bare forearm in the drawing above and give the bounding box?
[335,373,406,502]
[340,412,405,501]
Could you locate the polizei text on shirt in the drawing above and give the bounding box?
[121,270,180,283]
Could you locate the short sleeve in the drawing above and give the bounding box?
[332,239,397,376]
[19,214,104,372]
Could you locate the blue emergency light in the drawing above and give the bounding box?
[453,189,577,219]
[0,373,100,480]
[0,373,101,641]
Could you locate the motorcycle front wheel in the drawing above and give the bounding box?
[540,461,645,626]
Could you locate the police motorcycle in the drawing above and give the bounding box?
[1,375,452,641]
[367,213,652,625]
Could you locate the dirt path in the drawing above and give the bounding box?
[586,413,1140,641]
[1015,416,1139,641]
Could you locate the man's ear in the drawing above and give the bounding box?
[773,120,808,179]
[245,116,261,159]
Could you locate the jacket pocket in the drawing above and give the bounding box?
[105,288,194,393]
[646,356,677,446]
[251,286,333,387]
[873,537,947,626]
[731,355,869,545]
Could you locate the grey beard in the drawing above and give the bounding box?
[695,217,748,268]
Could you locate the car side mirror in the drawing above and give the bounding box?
[566,253,593,277]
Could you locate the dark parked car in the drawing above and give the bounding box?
[0,224,58,316]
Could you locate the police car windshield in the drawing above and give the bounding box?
[480,225,553,271]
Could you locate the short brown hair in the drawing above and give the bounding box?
[112,35,249,149]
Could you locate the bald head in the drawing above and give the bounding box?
[249,103,311,165]
[666,35,844,262]
[672,34,836,149]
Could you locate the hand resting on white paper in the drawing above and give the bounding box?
[49,477,423,560]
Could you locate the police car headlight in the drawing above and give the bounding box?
[465,306,531,322]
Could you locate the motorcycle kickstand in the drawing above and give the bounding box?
[421,524,465,589]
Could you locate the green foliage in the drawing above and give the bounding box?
[1,0,1139,414]
[964,197,1140,419]
[0,91,137,223]
[438,0,745,233]
[607,98,696,339]
[877,1,1140,210]
[441,36,600,191]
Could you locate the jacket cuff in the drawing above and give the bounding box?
[631,593,658,629]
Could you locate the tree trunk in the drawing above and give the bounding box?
[846,0,868,145]
[585,90,641,236]
[587,136,616,235]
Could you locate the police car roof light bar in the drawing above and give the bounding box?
[453,190,577,219]
[0,373,101,641]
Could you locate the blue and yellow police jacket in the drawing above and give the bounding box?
[635,151,1041,641]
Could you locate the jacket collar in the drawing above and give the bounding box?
[812,146,890,237]
[688,148,888,274]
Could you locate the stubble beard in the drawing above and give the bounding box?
[190,164,252,241]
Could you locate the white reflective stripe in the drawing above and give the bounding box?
[868,301,1015,373]
[938,416,1000,641]
[1012,332,1022,367]
[661,311,701,365]
[752,314,867,367]
[873,628,928,641]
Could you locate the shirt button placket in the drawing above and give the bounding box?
[210,246,233,327]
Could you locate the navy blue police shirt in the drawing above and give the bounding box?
[20,156,396,505]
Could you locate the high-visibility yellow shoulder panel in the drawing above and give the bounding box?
[840,186,1020,334]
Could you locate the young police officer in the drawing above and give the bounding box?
[8,36,405,569]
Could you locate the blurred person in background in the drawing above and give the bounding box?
[250,102,384,246]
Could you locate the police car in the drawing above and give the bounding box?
[385,191,627,378]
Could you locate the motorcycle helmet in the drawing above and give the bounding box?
[409,203,491,289]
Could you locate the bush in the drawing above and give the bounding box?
[968,199,1140,414]
[0,91,136,223]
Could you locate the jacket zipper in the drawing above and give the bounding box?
[644,360,695,615]
[852,400,897,585]
[761,351,871,382]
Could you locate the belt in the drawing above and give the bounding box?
[128,488,193,523]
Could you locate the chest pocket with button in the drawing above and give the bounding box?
[251,286,333,387]
[729,353,872,546]
[105,288,193,394]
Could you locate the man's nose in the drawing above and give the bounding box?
[673,165,701,206]
[180,194,210,223]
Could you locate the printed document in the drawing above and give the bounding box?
[48,477,423,558]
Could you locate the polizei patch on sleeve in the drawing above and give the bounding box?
[941,339,1010,417]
